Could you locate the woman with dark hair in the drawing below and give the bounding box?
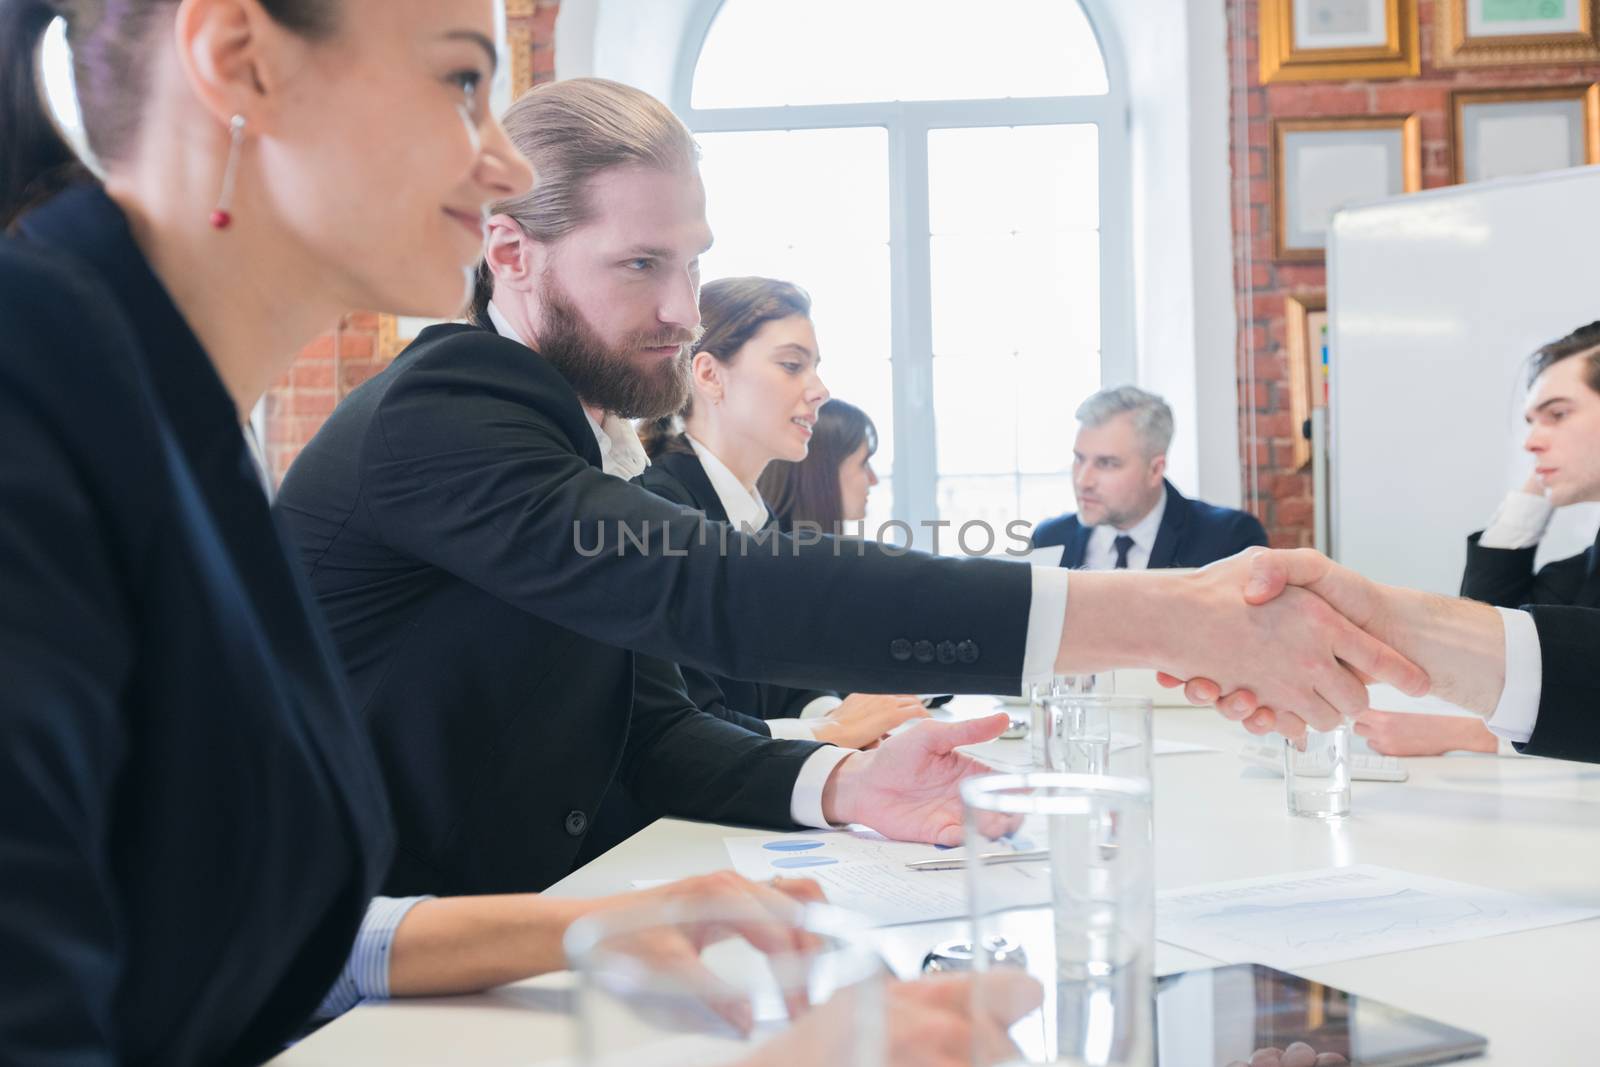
[636,277,927,751]
[0,2,843,1061]
[761,397,882,532]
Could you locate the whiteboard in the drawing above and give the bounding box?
[1327,165,1600,595]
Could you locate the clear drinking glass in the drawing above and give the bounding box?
[963,773,1155,1067]
[1284,724,1352,819]
[1028,674,1104,769]
[565,899,887,1067]
[1039,694,1152,786]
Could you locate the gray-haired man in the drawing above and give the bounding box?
[1033,386,1267,569]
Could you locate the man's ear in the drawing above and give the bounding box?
[174,0,288,131]
[1149,452,1167,485]
[484,215,544,293]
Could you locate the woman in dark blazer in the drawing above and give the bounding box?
[637,277,928,751]
[0,0,551,1060]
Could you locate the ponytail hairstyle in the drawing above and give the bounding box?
[1527,321,1600,393]
[639,276,813,460]
[758,398,878,532]
[2,0,337,232]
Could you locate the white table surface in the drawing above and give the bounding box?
[270,697,1600,1065]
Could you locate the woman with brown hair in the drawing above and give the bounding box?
[760,397,883,533]
[0,2,847,1060]
[636,276,928,751]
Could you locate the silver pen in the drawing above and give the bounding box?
[905,849,1049,872]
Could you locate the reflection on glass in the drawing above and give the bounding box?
[693,0,1110,110]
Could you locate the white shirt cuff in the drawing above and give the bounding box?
[789,746,855,828]
[315,895,433,1020]
[1478,491,1554,550]
[799,695,843,720]
[1020,566,1071,690]
[767,717,819,741]
[1485,607,1542,745]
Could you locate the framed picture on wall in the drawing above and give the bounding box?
[1435,0,1600,68]
[1452,84,1600,183]
[1272,116,1422,261]
[1259,0,1420,83]
[1285,292,1328,472]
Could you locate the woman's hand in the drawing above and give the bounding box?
[811,693,929,749]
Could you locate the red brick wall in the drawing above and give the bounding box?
[1228,0,1600,546]
[262,1,560,484]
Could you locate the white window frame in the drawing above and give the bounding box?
[671,0,1134,531]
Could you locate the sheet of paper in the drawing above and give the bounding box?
[724,830,1048,926]
[1156,864,1600,969]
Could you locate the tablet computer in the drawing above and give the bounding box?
[1157,964,1487,1066]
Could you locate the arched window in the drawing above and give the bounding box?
[679,0,1131,543]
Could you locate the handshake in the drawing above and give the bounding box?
[1060,547,1510,739]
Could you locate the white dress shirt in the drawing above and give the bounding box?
[1476,490,1552,748]
[1082,488,1168,571]
[482,303,1068,826]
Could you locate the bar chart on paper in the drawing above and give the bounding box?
[1156,865,1600,970]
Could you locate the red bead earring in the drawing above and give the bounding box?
[210,115,246,230]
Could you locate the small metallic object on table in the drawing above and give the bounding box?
[920,935,1028,974]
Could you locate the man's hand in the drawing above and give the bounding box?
[820,714,1015,845]
[741,972,1043,1067]
[1067,550,1428,730]
[812,693,929,749]
[1353,710,1498,757]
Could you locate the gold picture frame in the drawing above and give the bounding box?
[1451,84,1600,183]
[1259,0,1420,83]
[1435,0,1600,68]
[1284,292,1328,472]
[1272,116,1423,262]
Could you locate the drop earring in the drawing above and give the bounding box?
[210,115,246,230]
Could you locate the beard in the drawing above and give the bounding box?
[535,278,696,420]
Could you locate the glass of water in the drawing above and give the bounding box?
[963,773,1155,1067]
[566,899,887,1067]
[1284,724,1352,819]
[1028,674,1105,769]
[1039,694,1153,787]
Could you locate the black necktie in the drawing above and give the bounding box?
[1113,534,1135,570]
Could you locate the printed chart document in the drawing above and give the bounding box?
[1156,864,1600,969]
[724,829,1048,926]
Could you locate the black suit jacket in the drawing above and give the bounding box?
[636,447,839,727]
[276,324,1031,896]
[1460,529,1600,610]
[1460,529,1600,762]
[1,187,392,1066]
[1032,479,1268,568]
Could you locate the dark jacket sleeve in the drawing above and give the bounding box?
[620,654,818,827]
[1517,606,1600,763]
[0,352,132,1063]
[1230,511,1270,554]
[1461,531,1588,608]
[361,341,1033,694]
[678,662,772,735]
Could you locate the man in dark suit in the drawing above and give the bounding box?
[1353,322,1600,758]
[275,80,1425,898]
[1032,386,1267,570]
[1462,322,1600,611]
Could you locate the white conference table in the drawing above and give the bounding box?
[271,698,1600,1064]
